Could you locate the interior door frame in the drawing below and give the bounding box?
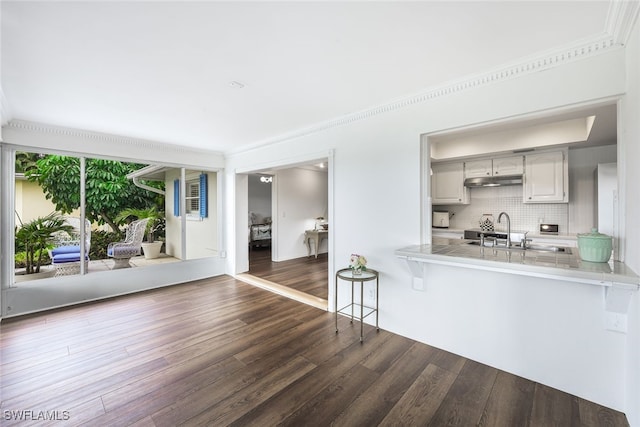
[235,149,335,309]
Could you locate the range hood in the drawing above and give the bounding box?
[464,175,523,187]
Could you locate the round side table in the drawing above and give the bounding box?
[335,268,379,342]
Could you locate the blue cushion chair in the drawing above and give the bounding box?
[48,218,91,276]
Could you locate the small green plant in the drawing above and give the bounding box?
[15,212,73,274]
[15,249,52,269]
[116,206,165,243]
[89,230,120,260]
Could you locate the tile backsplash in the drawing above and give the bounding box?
[438,185,568,234]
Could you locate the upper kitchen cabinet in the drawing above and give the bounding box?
[493,156,524,176]
[523,149,568,203]
[431,161,469,205]
[465,156,523,178]
[464,159,492,178]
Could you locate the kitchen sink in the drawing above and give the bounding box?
[466,240,572,254]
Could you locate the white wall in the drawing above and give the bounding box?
[165,169,219,260]
[274,168,328,261]
[165,169,181,257]
[248,174,272,223]
[225,47,635,415]
[622,15,640,427]
[186,170,218,259]
[567,144,617,235]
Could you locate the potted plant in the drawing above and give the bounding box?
[15,212,74,275]
[116,206,165,259]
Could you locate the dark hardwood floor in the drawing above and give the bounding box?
[249,247,328,300]
[0,275,629,426]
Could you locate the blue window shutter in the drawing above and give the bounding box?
[199,173,208,218]
[173,179,180,216]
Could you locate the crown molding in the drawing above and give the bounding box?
[228,33,622,157]
[4,119,223,157]
[229,1,640,157]
[606,0,640,45]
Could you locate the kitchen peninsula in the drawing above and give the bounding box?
[396,237,639,313]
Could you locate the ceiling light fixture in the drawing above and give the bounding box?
[229,81,245,89]
[260,176,272,183]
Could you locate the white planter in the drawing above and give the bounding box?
[141,241,163,259]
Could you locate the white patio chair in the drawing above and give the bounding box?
[107,218,150,269]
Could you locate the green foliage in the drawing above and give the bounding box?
[15,152,42,174]
[25,155,165,233]
[89,230,121,260]
[15,212,73,274]
[15,249,51,269]
[116,206,165,242]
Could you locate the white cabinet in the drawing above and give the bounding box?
[464,159,493,178]
[431,162,469,205]
[493,156,524,176]
[523,150,568,203]
[464,156,523,178]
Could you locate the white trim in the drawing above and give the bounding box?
[234,149,334,174]
[0,87,11,127]
[227,33,624,156]
[606,0,640,45]
[5,120,219,155]
[2,120,225,169]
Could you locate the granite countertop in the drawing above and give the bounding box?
[396,238,639,288]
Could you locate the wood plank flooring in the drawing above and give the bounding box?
[249,247,328,300]
[0,275,629,426]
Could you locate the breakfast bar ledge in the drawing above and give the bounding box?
[396,240,640,316]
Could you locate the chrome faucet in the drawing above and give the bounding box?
[497,212,511,248]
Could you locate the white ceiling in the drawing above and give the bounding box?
[0,1,620,154]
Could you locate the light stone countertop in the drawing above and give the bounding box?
[396,238,639,289]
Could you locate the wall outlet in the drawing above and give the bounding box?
[605,312,627,333]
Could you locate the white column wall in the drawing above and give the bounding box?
[622,15,640,427]
[274,168,328,261]
[225,47,635,414]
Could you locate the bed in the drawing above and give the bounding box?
[249,212,272,249]
[249,223,272,249]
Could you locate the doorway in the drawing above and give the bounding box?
[243,158,331,304]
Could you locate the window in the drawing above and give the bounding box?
[186,180,200,216]
[173,173,208,219]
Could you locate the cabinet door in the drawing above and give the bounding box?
[464,159,492,178]
[524,151,567,203]
[493,156,523,176]
[431,162,469,205]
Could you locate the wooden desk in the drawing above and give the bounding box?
[304,229,328,258]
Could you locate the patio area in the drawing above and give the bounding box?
[14,253,180,283]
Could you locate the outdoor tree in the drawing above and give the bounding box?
[25,155,164,233]
[15,151,43,174]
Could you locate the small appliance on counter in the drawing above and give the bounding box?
[539,224,559,235]
[479,214,494,232]
[433,211,450,228]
